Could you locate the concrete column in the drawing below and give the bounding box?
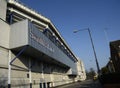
[8,50,11,88]
[29,58,32,88]
[41,62,44,88]
[41,62,44,79]
[50,74,54,87]
[50,66,54,87]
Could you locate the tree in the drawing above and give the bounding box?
[86,68,96,79]
[101,66,109,74]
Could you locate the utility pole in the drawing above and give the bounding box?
[74,28,100,73]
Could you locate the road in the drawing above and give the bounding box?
[55,80,103,88]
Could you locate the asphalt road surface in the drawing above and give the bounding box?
[55,80,103,88]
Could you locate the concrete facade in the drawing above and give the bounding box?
[0,0,7,21]
[0,19,10,49]
[0,0,86,87]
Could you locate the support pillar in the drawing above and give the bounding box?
[8,50,11,88]
[41,62,44,88]
[29,58,32,88]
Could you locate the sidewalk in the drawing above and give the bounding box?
[54,80,103,88]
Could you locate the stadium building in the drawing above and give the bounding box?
[0,0,86,88]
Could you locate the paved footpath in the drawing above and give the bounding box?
[55,80,103,88]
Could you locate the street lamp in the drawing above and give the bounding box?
[73,28,100,73]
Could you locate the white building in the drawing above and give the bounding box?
[76,58,86,81]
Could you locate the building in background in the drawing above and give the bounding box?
[99,40,120,87]
[110,40,120,73]
[100,40,120,75]
[76,58,86,81]
[106,58,115,73]
[0,0,86,88]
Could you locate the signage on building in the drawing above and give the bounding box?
[30,31,54,52]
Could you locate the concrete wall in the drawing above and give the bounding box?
[0,46,9,87]
[11,52,29,70]
[10,20,28,49]
[0,68,8,87]
[8,51,74,87]
[0,0,7,20]
[0,19,9,87]
[0,47,9,67]
[0,20,10,48]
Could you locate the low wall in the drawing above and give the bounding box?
[99,73,120,88]
[99,73,120,84]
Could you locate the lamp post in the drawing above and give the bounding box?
[73,28,100,73]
